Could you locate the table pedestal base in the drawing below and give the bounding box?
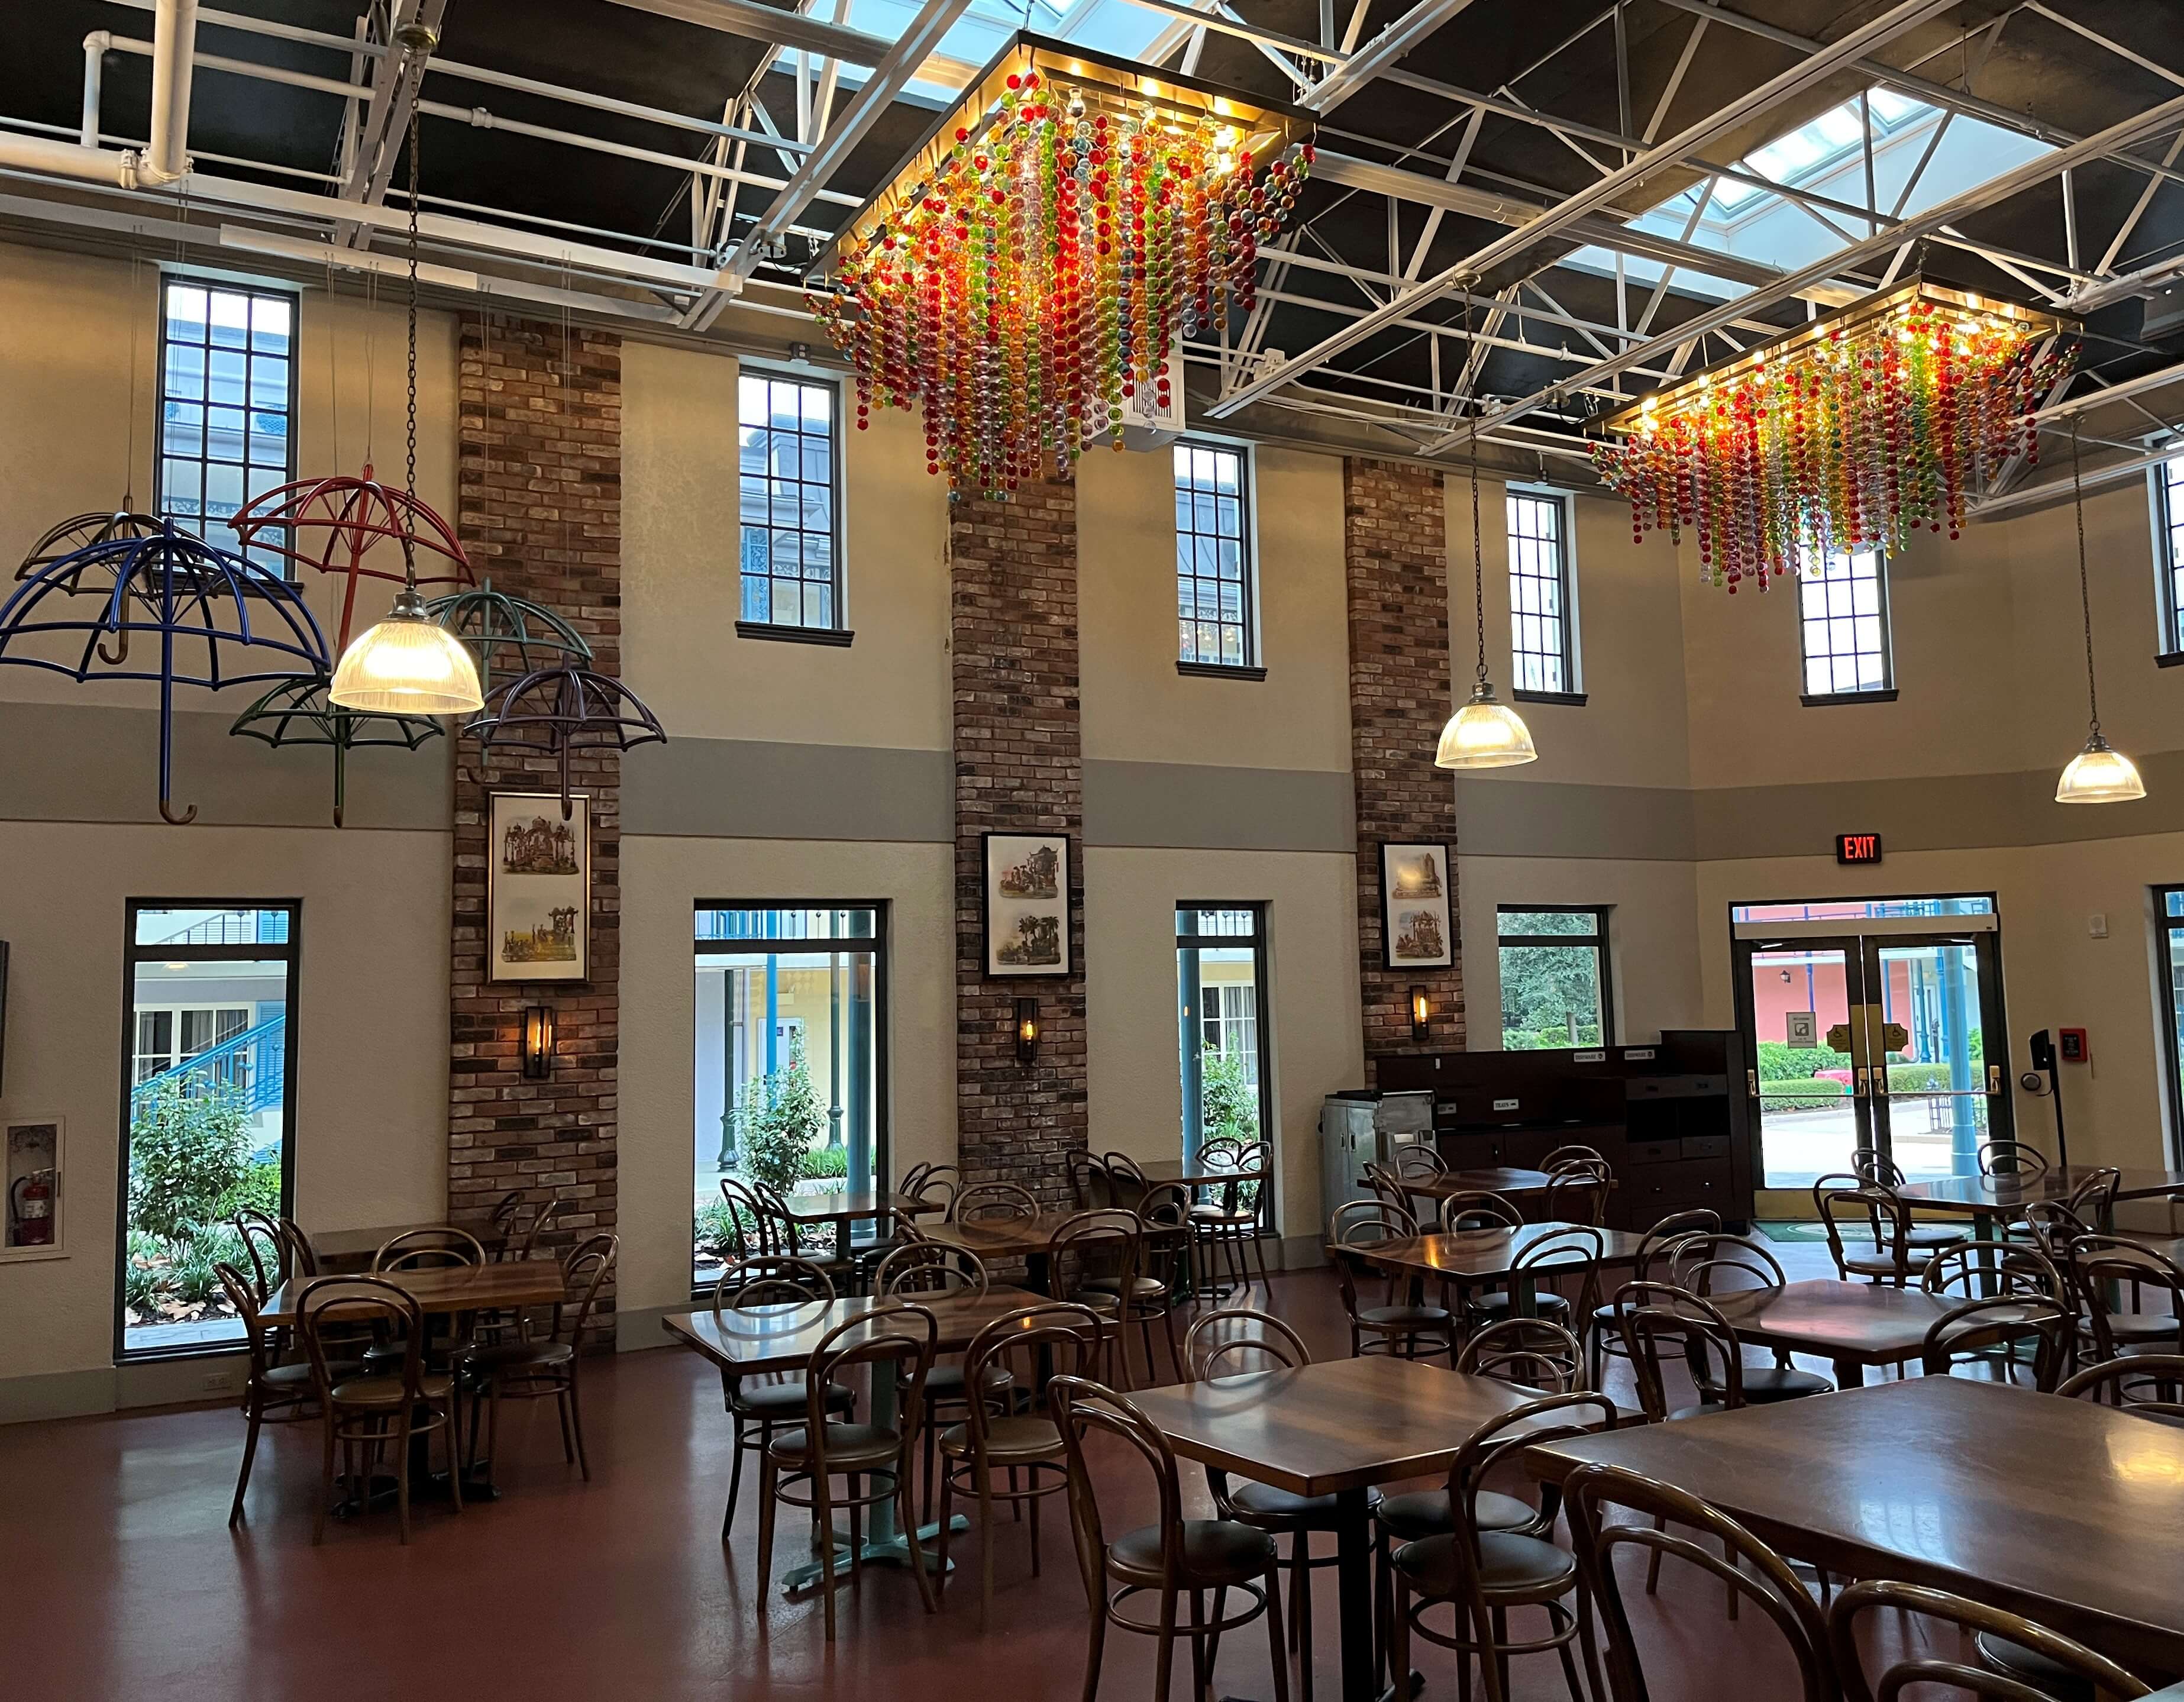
[778,1513,970,1594]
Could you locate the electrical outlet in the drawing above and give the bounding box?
[200,1370,237,1394]
[2089,912,2109,938]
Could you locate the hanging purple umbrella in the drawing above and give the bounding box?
[0,521,328,823]
[463,665,664,819]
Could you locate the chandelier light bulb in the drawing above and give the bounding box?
[1436,682,1538,770]
[329,587,484,715]
[2054,732,2146,805]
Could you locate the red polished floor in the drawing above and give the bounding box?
[1,1252,1951,1702]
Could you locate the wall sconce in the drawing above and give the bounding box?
[522,1004,557,1080]
[1410,986,1432,1043]
[1015,997,1041,1065]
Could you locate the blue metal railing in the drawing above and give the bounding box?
[130,1015,286,1116]
[147,910,290,948]
[696,907,874,943]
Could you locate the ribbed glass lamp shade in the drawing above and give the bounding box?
[1436,682,1538,770]
[2054,732,2146,804]
[329,588,483,715]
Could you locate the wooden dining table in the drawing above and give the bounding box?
[1138,1155,1266,1190]
[1126,1354,1613,1702]
[921,1210,1098,1289]
[1700,1278,1972,1389]
[260,1259,568,1327]
[309,1222,508,1273]
[773,1187,949,1232]
[1524,1375,2184,1678]
[663,1284,1052,1592]
[1333,1220,1645,1314]
[1898,1167,2184,1235]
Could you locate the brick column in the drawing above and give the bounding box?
[449,314,622,1335]
[1343,457,1465,1072]
[951,481,1087,1211]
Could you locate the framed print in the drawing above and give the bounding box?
[983,832,1072,977]
[1379,841,1455,969]
[3,1115,63,1261]
[490,793,590,983]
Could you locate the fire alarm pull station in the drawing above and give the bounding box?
[2059,1028,2089,1064]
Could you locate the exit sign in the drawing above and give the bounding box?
[1835,832,1883,864]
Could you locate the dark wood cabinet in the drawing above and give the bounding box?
[1374,1030,1753,1231]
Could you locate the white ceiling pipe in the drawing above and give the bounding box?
[143,0,197,184]
[0,130,147,186]
[81,32,108,146]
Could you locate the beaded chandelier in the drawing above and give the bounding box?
[1591,279,2077,593]
[810,37,1313,494]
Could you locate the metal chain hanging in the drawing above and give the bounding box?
[2072,420,2101,737]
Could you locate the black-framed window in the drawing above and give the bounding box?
[1177,905,1271,1164]
[2153,456,2184,658]
[2158,888,2184,1165]
[1497,905,1613,1051]
[117,901,300,1361]
[1798,545,1895,700]
[1507,487,1579,698]
[692,904,886,1290]
[1174,441,1256,670]
[156,279,296,569]
[737,372,842,631]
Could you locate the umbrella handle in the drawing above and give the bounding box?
[159,793,198,826]
[99,628,130,666]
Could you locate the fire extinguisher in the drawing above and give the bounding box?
[9,1169,54,1247]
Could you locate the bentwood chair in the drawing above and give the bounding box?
[364,1226,488,1370]
[1813,1177,1923,1286]
[1663,1233,1834,1404]
[1374,1321,1586,1692]
[1070,1152,1117,1209]
[1849,1148,1965,1255]
[757,1303,942,1643]
[1440,1189,1523,1234]
[1827,1580,2150,1702]
[1978,1139,2051,1180]
[456,1233,618,1481]
[1186,1309,1345,1702]
[1103,1152,1152,1211]
[1543,1167,1610,1228]
[907,1164,961,1217]
[1089,1184,1188,1384]
[1920,1293,2069,1391]
[2057,1352,2184,1419]
[1542,1144,1607,1174]
[232,1209,290,1298]
[1190,1139,1273,1297]
[1050,1210,1142,1388]
[712,1256,854,1539]
[1330,1209,1457,1365]
[297,1275,464,1545]
[2068,1235,2184,1359]
[1565,1462,1833,1702]
[2066,1165,2123,1227]
[1587,1209,1719,1391]
[214,1261,359,1527]
[1384,1391,1617,1702]
[953,1180,1042,1225]
[1392,1142,1448,1180]
[1467,1224,1603,1333]
[1049,1374,1290,1702]
[937,1301,1103,1628]
[877,1240,1013,1522]
[1921,1241,2063,1301]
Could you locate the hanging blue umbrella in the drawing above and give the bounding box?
[463,665,665,819]
[0,521,328,823]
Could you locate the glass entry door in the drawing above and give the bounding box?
[1736,919,2008,1199]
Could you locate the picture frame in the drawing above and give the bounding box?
[489,792,591,983]
[1378,841,1455,970]
[2,1115,64,1261]
[983,832,1072,978]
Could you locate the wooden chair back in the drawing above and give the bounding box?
[2057,1352,2184,1419]
[1635,1209,1721,1278]
[515,1197,573,1261]
[1827,1580,2148,1702]
[713,1255,836,1314]
[1545,1166,1609,1226]
[1813,1178,1913,1281]
[877,1239,988,1300]
[1101,1151,1151,1209]
[232,1209,287,1297]
[1614,1280,1745,1420]
[1456,1317,1584,1390]
[298,1276,422,1398]
[214,1261,278,1386]
[276,1215,319,1278]
[1391,1142,1446,1178]
[545,1233,616,1345]
[1851,1145,1908,1188]
[1068,1152,1116,1209]
[1439,1392,1617,1568]
[1440,1189,1522,1232]
[805,1301,937,1442]
[1050,1209,1140,1307]
[1048,1375,1187,1612]
[1514,1223,1607,1319]
[373,1226,486,1272]
[1664,1231,1788,1298]
[2067,1165,2122,1221]
[1543,1144,1607,1173]
[952,1179,1041,1224]
[2070,1235,2184,1358]
[1921,1293,2069,1391]
[1566,1462,1833,1702]
[1978,1139,2050,1180]
[1921,1241,2060,1301]
[903,1163,959,1216]
[958,1300,1102,1456]
[1185,1307,1310,1380]
[488,1190,525,1237]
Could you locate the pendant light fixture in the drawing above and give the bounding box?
[1437,319,1537,771]
[2054,421,2145,804]
[330,22,482,718]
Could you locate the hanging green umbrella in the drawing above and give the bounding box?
[231,674,444,828]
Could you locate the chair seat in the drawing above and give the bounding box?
[262,1358,359,1392]
[1081,1275,1171,1301]
[1393,1530,1576,1600]
[920,1361,1017,1402]
[766,1422,903,1471]
[2102,1312,2183,1345]
[1668,1400,1729,1422]
[1723,1364,1834,1403]
[329,1371,454,1409]
[1469,1291,1575,1320]
[1978,1632,2099,1702]
[938,1415,1062,1465]
[1899,1225,1965,1248]
[461,1339,574,1377]
[1190,1205,1256,1227]
[1374,1487,1534,1539]
[1109,1519,1277,1589]
[732,1374,855,1417]
[1359,1304,1456,1332]
[1837,1254,1913,1278]
[1231,1480,1346,1530]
